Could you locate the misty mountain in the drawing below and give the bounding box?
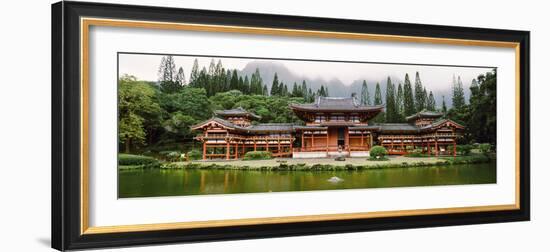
[238,60,466,107]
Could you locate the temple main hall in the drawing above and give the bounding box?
[191,96,464,160]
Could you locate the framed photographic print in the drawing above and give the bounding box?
[51,1,530,250]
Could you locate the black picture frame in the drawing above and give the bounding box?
[52,1,530,251]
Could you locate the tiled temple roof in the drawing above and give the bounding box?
[290,97,384,112]
[214,107,261,119]
[405,110,443,121]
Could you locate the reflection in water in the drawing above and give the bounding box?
[118,162,496,198]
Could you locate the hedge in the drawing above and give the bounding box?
[118,154,159,168]
[187,150,202,160]
[243,151,272,160]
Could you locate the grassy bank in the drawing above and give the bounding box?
[157,154,492,171]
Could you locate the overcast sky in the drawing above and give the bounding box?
[119,53,495,92]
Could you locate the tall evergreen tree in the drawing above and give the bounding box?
[250,68,263,94]
[271,73,280,96]
[360,80,371,105]
[224,69,232,91]
[441,95,447,115]
[374,82,383,105]
[189,58,200,87]
[385,77,397,122]
[403,73,416,117]
[282,83,288,96]
[158,55,179,93]
[427,91,436,111]
[414,71,426,112]
[452,75,466,109]
[469,78,480,104]
[229,70,239,90]
[396,83,404,121]
[301,80,308,100]
[422,87,428,109]
[196,67,208,90]
[308,88,314,102]
[243,75,250,94]
[262,85,268,96]
[174,67,186,87]
[291,82,300,97]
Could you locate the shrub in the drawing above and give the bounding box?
[478,143,492,154]
[118,154,159,168]
[187,149,202,160]
[405,150,430,158]
[370,146,388,159]
[456,144,474,156]
[166,151,182,162]
[243,151,272,160]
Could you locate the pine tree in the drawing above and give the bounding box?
[360,80,371,105]
[422,87,428,109]
[291,82,300,97]
[452,75,466,109]
[158,55,179,93]
[308,88,313,102]
[262,85,268,96]
[469,78,479,104]
[243,75,250,94]
[301,80,308,100]
[414,71,425,112]
[229,69,239,90]
[441,95,447,115]
[374,82,382,105]
[189,58,200,87]
[196,67,208,90]
[385,77,397,122]
[224,69,232,91]
[396,83,404,120]
[282,83,288,96]
[175,67,186,87]
[250,68,263,94]
[427,91,436,111]
[403,73,416,117]
[271,73,280,96]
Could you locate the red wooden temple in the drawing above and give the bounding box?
[191,96,464,160]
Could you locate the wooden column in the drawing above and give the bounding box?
[226,142,230,160]
[301,132,304,151]
[277,137,281,156]
[401,138,405,152]
[311,132,315,151]
[453,139,457,157]
[254,140,257,151]
[435,137,439,157]
[202,142,206,160]
[234,143,238,159]
[428,141,431,155]
[361,132,364,146]
[326,131,329,154]
[242,143,245,157]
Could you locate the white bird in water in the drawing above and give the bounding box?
[327,176,344,183]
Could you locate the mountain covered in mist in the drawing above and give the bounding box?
[238,60,466,106]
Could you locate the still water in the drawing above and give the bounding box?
[118,162,496,198]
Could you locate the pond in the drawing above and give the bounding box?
[118,162,496,198]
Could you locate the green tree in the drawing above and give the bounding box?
[301,80,308,100]
[174,67,186,87]
[271,73,280,96]
[229,70,238,90]
[189,58,200,87]
[441,95,447,115]
[427,91,436,111]
[250,68,263,95]
[403,73,416,117]
[158,55,180,93]
[242,75,250,94]
[360,80,371,105]
[374,82,382,105]
[396,83,404,121]
[118,75,162,153]
[414,71,425,112]
[452,75,466,109]
[291,82,300,97]
[385,77,397,122]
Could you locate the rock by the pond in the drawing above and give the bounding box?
[327,176,344,183]
[334,156,346,161]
